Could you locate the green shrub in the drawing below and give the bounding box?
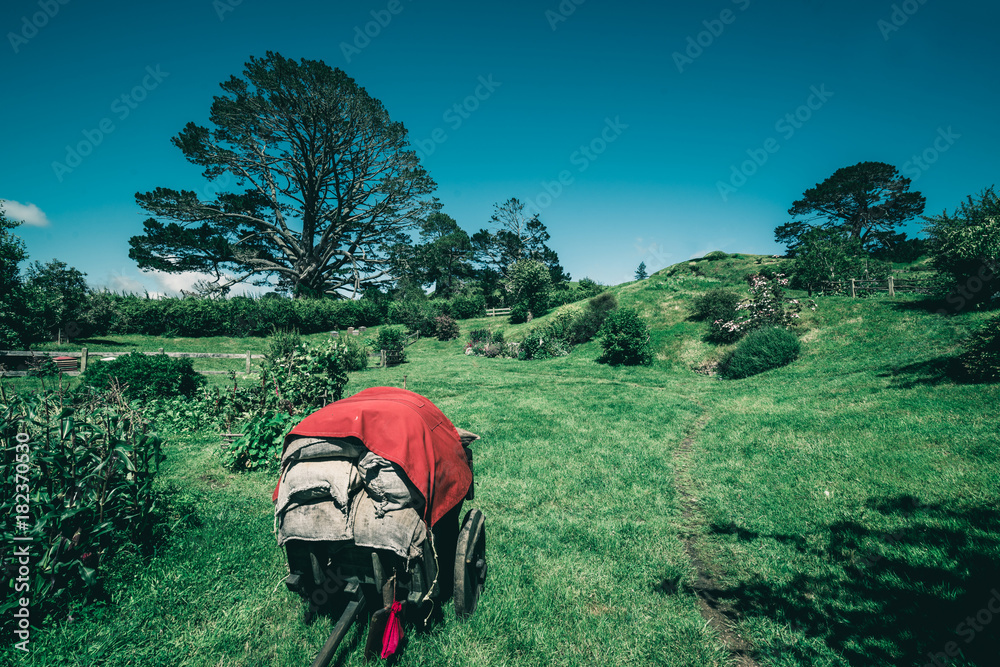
[83,352,207,400]
[222,411,296,471]
[508,302,530,324]
[468,327,501,344]
[377,325,408,363]
[567,292,619,344]
[719,326,801,379]
[959,315,1000,382]
[577,277,602,298]
[517,328,569,361]
[597,307,653,366]
[434,315,460,341]
[704,251,728,261]
[691,288,741,322]
[266,327,302,361]
[335,336,369,372]
[448,295,486,319]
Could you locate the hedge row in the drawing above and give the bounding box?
[75,292,488,338]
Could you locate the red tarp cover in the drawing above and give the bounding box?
[275,387,472,527]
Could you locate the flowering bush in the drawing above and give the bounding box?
[710,273,815,341]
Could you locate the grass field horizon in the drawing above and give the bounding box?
[5,253,999,666]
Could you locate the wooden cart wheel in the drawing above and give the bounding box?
[453,508,486,619]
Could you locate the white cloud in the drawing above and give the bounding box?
[1,199,51,227]
[151,271,212,295]
[107,273,148,293]
[149,271,270,297]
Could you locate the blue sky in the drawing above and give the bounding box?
[2,0,998,294]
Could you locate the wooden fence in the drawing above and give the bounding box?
[820,276,937,297]
[0,349,264,377]
[486,307,511,317]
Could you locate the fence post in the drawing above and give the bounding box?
[80,347,88,373]
[888,276,895,297]
[246,350,251,374]
[157,347,164,355]
[850,279,856,298]
[381,349,386,368]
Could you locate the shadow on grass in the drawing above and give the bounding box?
[707,496,1000,665]
[880,355,967,389]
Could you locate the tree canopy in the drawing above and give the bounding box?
[129,52,436,297]
[0,209,28,348]
[472,198,569,286]
[776,161,925,255]
[923,187,1000,306]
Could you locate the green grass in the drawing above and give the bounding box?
[5,253,999,666]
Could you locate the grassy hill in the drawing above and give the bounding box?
[6,254,999,666]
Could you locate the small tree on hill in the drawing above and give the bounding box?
[635,262,648,280]
[506,259,552,323]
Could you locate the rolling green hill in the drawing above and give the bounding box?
[5,253,999,666]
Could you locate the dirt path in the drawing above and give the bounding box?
[672,410,761,667]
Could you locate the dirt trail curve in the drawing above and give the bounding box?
[672,410,761,667]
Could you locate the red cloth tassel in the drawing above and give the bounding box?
[381,601,403,659]
[271,480,280,502]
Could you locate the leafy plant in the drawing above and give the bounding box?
[1,384,164,630]
[958,315,1000,383]
[923,187,1000,308]
[719,326,801,379]
[336,335,370,372]
[377,325,408,363]
[703,251,728,261]
[447,295,486,319]
[434,315,460,341]
[597,307,652,366]
[83,352,207,400]
[221,411,295,471]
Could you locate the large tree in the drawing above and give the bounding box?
[129,52,436,297]
[415,212,473,297]
[471,197,569,286]
[776,161,925,255]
